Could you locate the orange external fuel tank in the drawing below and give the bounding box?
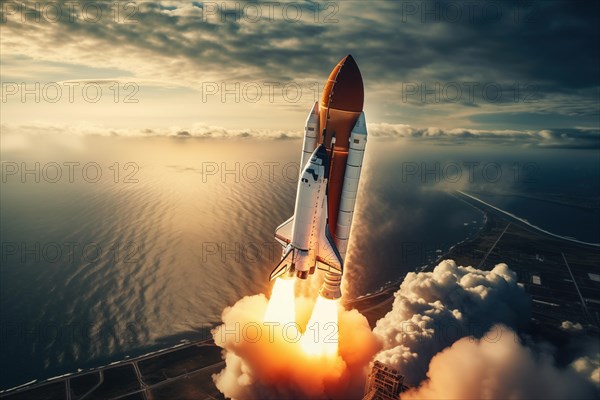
[317,55,364,238]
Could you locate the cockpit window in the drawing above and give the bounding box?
[305,168,318,180]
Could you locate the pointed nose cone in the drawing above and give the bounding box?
[310,101,319,116]
[321,54,364,113]
[351,112,367,135]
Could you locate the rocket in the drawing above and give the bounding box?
[270,55,368,300]
[270,144,344,281]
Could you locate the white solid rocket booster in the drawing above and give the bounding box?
[333,112,367,259]
[300,102,319,176]
[319,113,367,300]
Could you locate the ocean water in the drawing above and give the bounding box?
[1,135,598,388]
[1,136,301,388]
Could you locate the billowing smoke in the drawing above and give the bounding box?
[373,259,531,384]
[213,259,597,399]
[565,329,600,388]
[212,292,381,399]
[561,320,584,332]
[402,324,598,400]
[571,353,600,388]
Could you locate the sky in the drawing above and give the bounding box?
[0,0,599,147]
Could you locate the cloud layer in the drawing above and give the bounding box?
[2,121,598,149]
[1,1,598,131]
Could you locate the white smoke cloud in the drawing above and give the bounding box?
[373,260,531,384]
[566,331,600,389]
[402,324,598,400]
[212,260,598,399]
[211,293,381,399]
[570,354,600,388]
[561,320,584,332]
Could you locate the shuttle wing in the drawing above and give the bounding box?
[274,216,294,246]
[270,246,295,280]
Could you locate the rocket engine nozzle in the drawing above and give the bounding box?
[297,270,308,279]
[319,272,342,300]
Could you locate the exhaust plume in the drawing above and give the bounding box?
[212,291,380,399]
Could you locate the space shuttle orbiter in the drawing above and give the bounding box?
[270,55,368,301]
[270,144,344,281]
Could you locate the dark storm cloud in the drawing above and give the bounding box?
[470,111,599,129]
[1,0,598,134]
[5,1,598,84]
[403,1,600,88]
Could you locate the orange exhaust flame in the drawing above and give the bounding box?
[263,277,296,326]
[212,286,381,398]
[301,295,339,357]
